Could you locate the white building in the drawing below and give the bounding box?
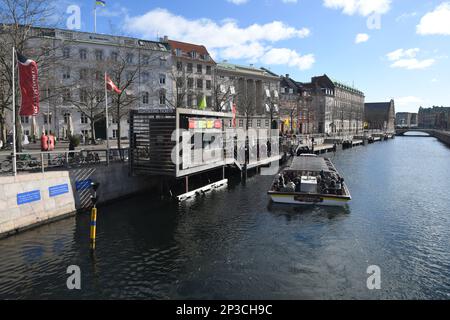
[7,27,172,142]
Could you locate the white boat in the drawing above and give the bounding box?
[268,154,351,206]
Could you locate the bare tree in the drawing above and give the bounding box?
[66,62,106,144]
[166,62,196,109]
[108,49,140,151]
[0,0,59,151]
[211,75,234,112]
[236,82,256,131]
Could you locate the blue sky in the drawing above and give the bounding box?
[61,0,450,112]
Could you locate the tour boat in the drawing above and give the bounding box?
[268,154,351,206]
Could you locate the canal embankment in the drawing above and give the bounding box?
[0,163,156,238]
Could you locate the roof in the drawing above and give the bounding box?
[289,156,331,172]
[365,102,393,113]
[168,39,215,64]
[216,62,279,79]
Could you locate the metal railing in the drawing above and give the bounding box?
[0,148,129,176]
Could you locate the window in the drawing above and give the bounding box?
[79,89,88,103]
[187,94,193,107]
[187,78,194,89]
[197,79,203,89]
[79,69,88,80]
[239,119,244,128]
[111,52,118,62]
[175,48,182,57]
[206,80,212,90]
[81,114,88,124]
[257,119,261,128]
[79,49,87,60]
[142,55,149,65]
[197,64,202,74]
[21,116,29,124]
[159,91,166,105]
[43,114,52,124]
[206,66,212,75]
[187,63,193,73]
[63,47,70,59]
[159,74,166,85]
[191,51,197,59]
[95,50,103,61]
[142,92,149,104]
[265,119,270,127]
[126,53,133,63]
[64,113,71,124]
[112,117,118,124]
[142,72,150,83]
[62,67,71,79]
[177,61,183,71]
[206,96,212,108]
[112,129,118,138]
[62,89,71,102]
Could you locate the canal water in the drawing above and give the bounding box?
[1,135,449,299]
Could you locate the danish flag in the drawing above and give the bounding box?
[105,74,122,94]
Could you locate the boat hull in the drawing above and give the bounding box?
[269,193,351,206]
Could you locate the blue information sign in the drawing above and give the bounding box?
[17,190,41,205]
[76,179,92,191]
[49,184,69,197]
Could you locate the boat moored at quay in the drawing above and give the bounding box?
[268,155,351,206]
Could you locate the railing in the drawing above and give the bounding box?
[0,148,129,176]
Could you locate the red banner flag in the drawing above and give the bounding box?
[17,53,40,116]
[105,74,122,94]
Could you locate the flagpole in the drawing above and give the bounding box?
[12,46,17,176]
[104,72,110,165]
[94,6,97,33]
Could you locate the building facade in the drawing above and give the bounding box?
[166,39,216,109]
[418,106,450,129]
[4,27,173,142]
[215,63,280,129]
[364,100,396,132]
[396,112,418,128]
[301,75,365,135]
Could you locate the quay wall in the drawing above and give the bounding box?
[434,131,450,146]
[0,163,156,238]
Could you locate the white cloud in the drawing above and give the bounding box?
[261,48,315,70]
[386,48,435,70]
[355,33,369,43]
[323,0,391,16]
[227,0,248,4]
[386,48,420,61]
[282,0,298,3]
[417,2,450,36]
[124,8,314,70]
[396,12,417,22]
[395,96,426,112]
[390,58,435,70]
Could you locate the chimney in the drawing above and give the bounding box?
[160,35,169,43]
[286,74,290,78]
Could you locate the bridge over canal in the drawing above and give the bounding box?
[395,128,450,146]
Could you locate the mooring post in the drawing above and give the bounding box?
[185,175,189,194]
[90,182,100,251]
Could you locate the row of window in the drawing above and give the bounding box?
[176,61,213,75]
[21,114,89,125]
[174,49,211,62]
[62,47,166,66]
[62,68,166,84]
[177,78,212,90]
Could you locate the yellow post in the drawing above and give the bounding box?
[90,207,97,250]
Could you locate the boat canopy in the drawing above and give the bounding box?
[289,156,331,173]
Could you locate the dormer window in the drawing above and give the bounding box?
[175,48,182,57]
